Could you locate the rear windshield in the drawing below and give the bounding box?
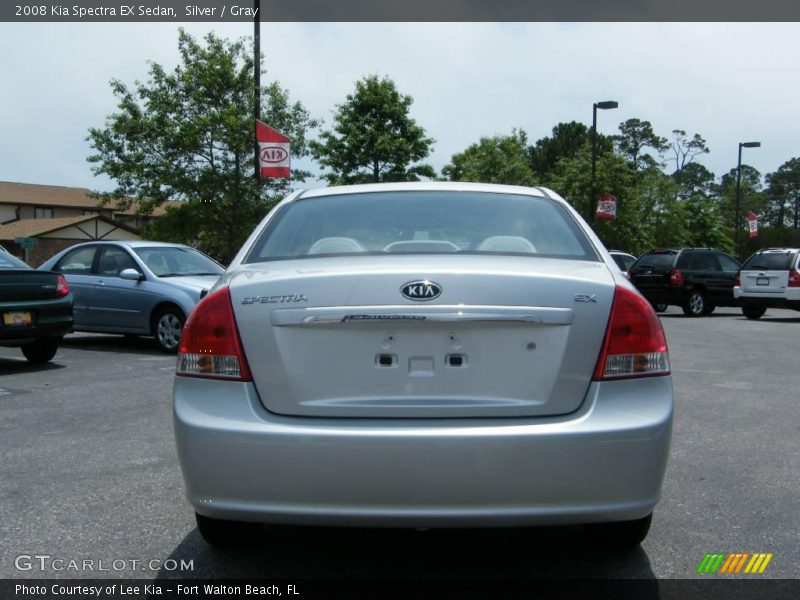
[742,251,797,271]
[245,191,598,263]
[633,252,676,269]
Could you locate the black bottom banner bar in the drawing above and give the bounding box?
[3,579,799,600]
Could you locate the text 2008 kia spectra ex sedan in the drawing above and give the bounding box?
[173,182,673,547]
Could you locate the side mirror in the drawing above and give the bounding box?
[120,268,144,281]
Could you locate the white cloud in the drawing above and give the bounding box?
[0,22,797,191]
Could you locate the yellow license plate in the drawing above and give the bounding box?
[3,311,32,326]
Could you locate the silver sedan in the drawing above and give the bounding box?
[39,241,223,352]
[173,182,673,547]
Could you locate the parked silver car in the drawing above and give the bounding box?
[39,241,224,352]
[173,182,673,547]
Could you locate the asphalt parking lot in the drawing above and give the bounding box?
[1,307,798,580]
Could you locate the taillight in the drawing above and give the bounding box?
[789,270,800,287]
[56,275,69,297]
[734,273,740,287]
[176,287,251,381]
[593,286,671,380]
[669,269,684,286]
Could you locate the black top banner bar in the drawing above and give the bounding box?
[4,0,800,22]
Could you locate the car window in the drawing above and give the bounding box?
[742,251,795,271]
[689,252,720,270]
[676,252,692,268]
[56,246,96,274]
[246,191,598,263]
[132,246,224,277]
[0,250,30,269]
[716,253,740,272]
[634,252,676,269]
[97,246,140,277]
[612,254,635,271]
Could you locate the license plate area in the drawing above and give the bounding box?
[272,321,568,406]
[3,311,33,326]
[756,277,770,286]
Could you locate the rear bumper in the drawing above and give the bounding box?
[0,296,73,342]
[173,377,673,527]
[734,287,800,309]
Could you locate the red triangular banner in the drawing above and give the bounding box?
[256,120,290,179]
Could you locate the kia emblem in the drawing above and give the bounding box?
[400,280,442,301]
[260,146,288,164]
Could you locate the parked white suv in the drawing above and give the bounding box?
[734,248,800,319]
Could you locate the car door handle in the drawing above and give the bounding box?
[94,280,106,286]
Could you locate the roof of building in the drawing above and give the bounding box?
[0,181,180,216]
[0,215,139,240]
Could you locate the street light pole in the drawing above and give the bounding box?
[734,141,761,256]
[253,0,261,184]
[589,100,618,223]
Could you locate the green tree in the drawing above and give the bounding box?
[441,129,535,185]
[614,118,668,171]
[528,121,612,180]
[87,30,316,263]
[545,147,650,251]
[674,162,715,199]
[310,75,435,184]
[717,165,764,231]
[764,158,800,229]
[669,163,730,251]
[668,129,710,182]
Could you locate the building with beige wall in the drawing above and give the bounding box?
[0,181,179,266]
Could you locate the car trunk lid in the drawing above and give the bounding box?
[229,255,614,418]
[0,270,64,301]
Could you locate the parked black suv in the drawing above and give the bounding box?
[629,248,741,316]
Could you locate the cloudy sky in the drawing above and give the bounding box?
[0,22,797,192]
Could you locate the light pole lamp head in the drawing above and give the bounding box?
[741,141,761,148]
[595,101,619,110]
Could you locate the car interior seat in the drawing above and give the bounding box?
[476,236,537,253]
[307,237,366,255]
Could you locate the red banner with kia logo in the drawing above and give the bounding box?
[747,211,758,238]
[596,193,617,221]
[256,120,290,179]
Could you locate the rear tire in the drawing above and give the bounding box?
[21,337,60,364]
[742,306,766,320]
[653,303,668,313]
[584,513,652,548]
[702,304,716,315]
[153,307,185,354]
[682,290,707,317]
[195,513,259,547]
